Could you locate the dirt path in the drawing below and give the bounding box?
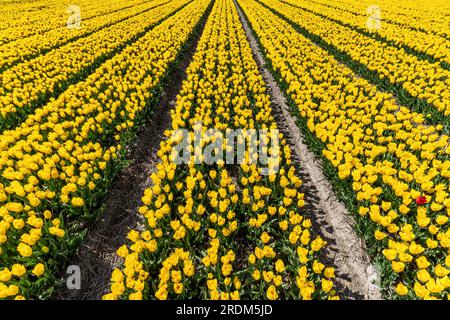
[55,6,211,299]
[234,0,382,300]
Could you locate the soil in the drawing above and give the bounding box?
[235,0,382,300]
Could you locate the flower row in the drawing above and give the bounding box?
[281,0,450,65]
[258,0,450,117]
[0,0,157,44]
[305,0,450,42]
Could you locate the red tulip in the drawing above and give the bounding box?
[416,196,427,205]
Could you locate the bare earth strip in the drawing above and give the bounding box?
[234,0,381,300]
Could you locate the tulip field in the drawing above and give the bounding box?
[0,0,449,301]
